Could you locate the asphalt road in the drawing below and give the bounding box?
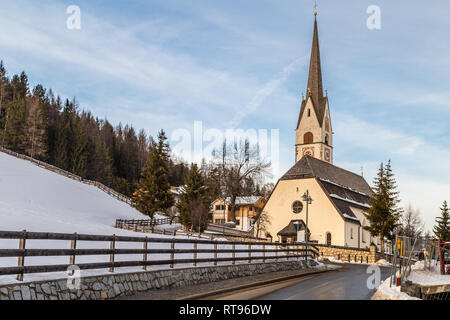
[206,263,391,300]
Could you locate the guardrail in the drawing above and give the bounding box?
[0,230,319,281]
[0,146,132,205]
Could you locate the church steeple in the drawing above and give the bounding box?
[295,13,333,165]
[306,16,324,112]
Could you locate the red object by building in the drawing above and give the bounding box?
[438,240,450,275]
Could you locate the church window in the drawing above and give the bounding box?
[303,132,313,144]
[325,134,329,145]
[308,109,311,117]
[326,232,332,245]
[292,201,303,214]
[350,228,353,239]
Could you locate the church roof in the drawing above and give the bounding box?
[296,16,328,129]
[280,155,373,223]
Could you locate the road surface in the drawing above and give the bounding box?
[204,263,391,300]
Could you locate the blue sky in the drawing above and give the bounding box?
[1,0,449,231]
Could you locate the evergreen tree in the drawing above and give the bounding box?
[71,114,88,177]
[25,89,47,158]
[364,161,402,254]
[132,130,174,218]
[177,163,209,231]
[55,100,76,171]
[433,201,450,241]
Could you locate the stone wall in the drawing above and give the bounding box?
[316,244,381,263]
[0,260,319,300]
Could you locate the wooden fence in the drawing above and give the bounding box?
[115,218,178,236]
[0,146,132,205]
[116,219,273,242]
[0,230,319,281]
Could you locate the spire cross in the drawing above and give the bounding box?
[314,0,318,15]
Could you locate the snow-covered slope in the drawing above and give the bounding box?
[0,150,146,234]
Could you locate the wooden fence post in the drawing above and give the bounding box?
[263,243,266,263]
[142,237,148,270]
[170,241,175,268]
[17,229,27,281]
[214,241,218,266]
[109,235,116,272]
[232,243,236,265]
[275,244,278,262]
[69,233,77,275]
[193,241,197,266]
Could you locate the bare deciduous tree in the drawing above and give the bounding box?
[398,203,424,238]
[254,210,271,239]
[212,139,271,222]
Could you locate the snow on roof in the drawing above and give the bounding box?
[320,178,370,197]
[225,196,262,205]
[170,186,186,195]
[342,213,361,222]
[329,193,371,209]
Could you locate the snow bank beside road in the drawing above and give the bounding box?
[372,277,420,300]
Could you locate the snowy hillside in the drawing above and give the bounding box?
[0,150,149,234]
[0,151,289,285]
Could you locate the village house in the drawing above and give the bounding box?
[211,196,266,231]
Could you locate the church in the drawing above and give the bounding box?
[255,13,378,249]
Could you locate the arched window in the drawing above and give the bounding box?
[325,134,329,145]
[303,132,313,144]
[307,109,311,117]
[326,232,332,246]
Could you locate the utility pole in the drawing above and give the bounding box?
[302,190,313,262]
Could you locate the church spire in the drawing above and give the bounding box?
[306,14,324,110]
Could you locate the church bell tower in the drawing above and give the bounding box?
[295,12,333,164]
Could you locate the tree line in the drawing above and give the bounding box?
[0,61,190,196]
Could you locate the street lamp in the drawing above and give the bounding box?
[302,190,313,262]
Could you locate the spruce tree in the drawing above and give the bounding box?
[132,130,174,218]
[25,91,47,159]
[177,163,209,231]
[364,161,402,254]
[434,201,450,241]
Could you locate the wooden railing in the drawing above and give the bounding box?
[0,230,319,281]
[0,146,132,205]
[115,218,175,235]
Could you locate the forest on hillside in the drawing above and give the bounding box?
[0,61,190,196]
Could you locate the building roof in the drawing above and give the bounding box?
[224,196,263,206]
[170,186,185,195]
[277,219,310,237]
[280,155,372,223]
[296,16,328,129]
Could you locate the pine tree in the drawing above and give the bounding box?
[177,163,209,231]
[25,90,47,159]
[364,161,402,254]
[132,130,174,218]
[434,201,450,241]
[71,115,88,177]
[55,100,76,171]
